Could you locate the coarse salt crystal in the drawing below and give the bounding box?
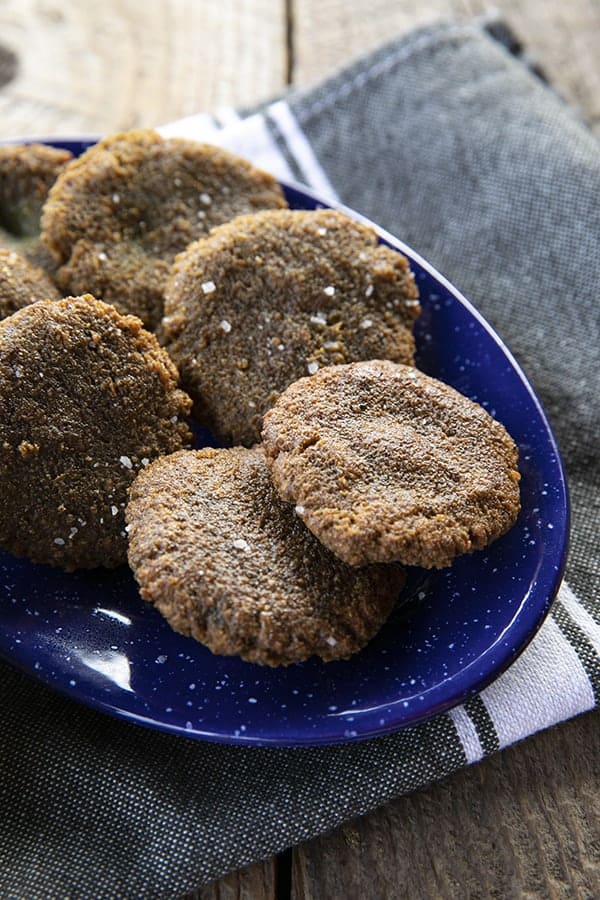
[197,210,206,219]
[307,361,319,375]
[365,284,374,297]
[295,505,305,516]
[119,455,133,469]
[220,319,232,333]
[199,192,212,205]
[14,365,23,378]
[112,193,120,204]
[141,457,149,467]
[233,538,250,551]
[111,506,118,516]
[326,636,337,647]
[202,281,216,294]
[310,313,327,325]
[323,285,335,296]
[54,537,65,546]
[317,227,327,236]
[170,415,178,423]
[360,318,373,329]
[406,299,420,307]
[97,252,108,262]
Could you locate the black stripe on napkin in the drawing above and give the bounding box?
[264,112,306,184]
[464,696,500,755]
[552,602,600,703]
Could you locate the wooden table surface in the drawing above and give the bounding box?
[1,2,598,897]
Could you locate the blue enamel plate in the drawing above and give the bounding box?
[0,138,569,746]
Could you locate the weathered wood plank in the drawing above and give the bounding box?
[2,0,597,138]
[467,0,600,130]
[197,857,277,900]
[292,709,600,899]
[291,0,600,133]
[0,0,287,139]
[291,0,470,85]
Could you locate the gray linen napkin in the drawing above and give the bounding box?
[0,21,598,898]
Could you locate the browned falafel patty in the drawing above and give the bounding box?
[162,208,420,446]
[262,360,521,569]
[0,248,60,320]
[0,295,192,569]
[0,142,72,239]
[41,130,287,330]
[126,447,404,666]
[0,142,72,273]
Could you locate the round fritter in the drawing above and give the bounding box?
[126,446,404,666]
[0,249,60,320]
[0,295,192,570]
[41,130,286,330]
[262,360,521,569]
[162,208,420,446]
[0,143,72,239]
[0,143,72,277]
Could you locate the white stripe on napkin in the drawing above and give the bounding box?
[158,112,296,183]
[158,113,222,141]
[479,587,595,749]
[266,101,339,201]
[215,106,242,128]
[449,706,484,763]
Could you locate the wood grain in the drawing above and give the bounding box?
[197,858,277,900]
[467,0,600,131]
[292,710,600,900]
[0,0,286,139]
[292,0,600,133]
[292,0,471,84]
